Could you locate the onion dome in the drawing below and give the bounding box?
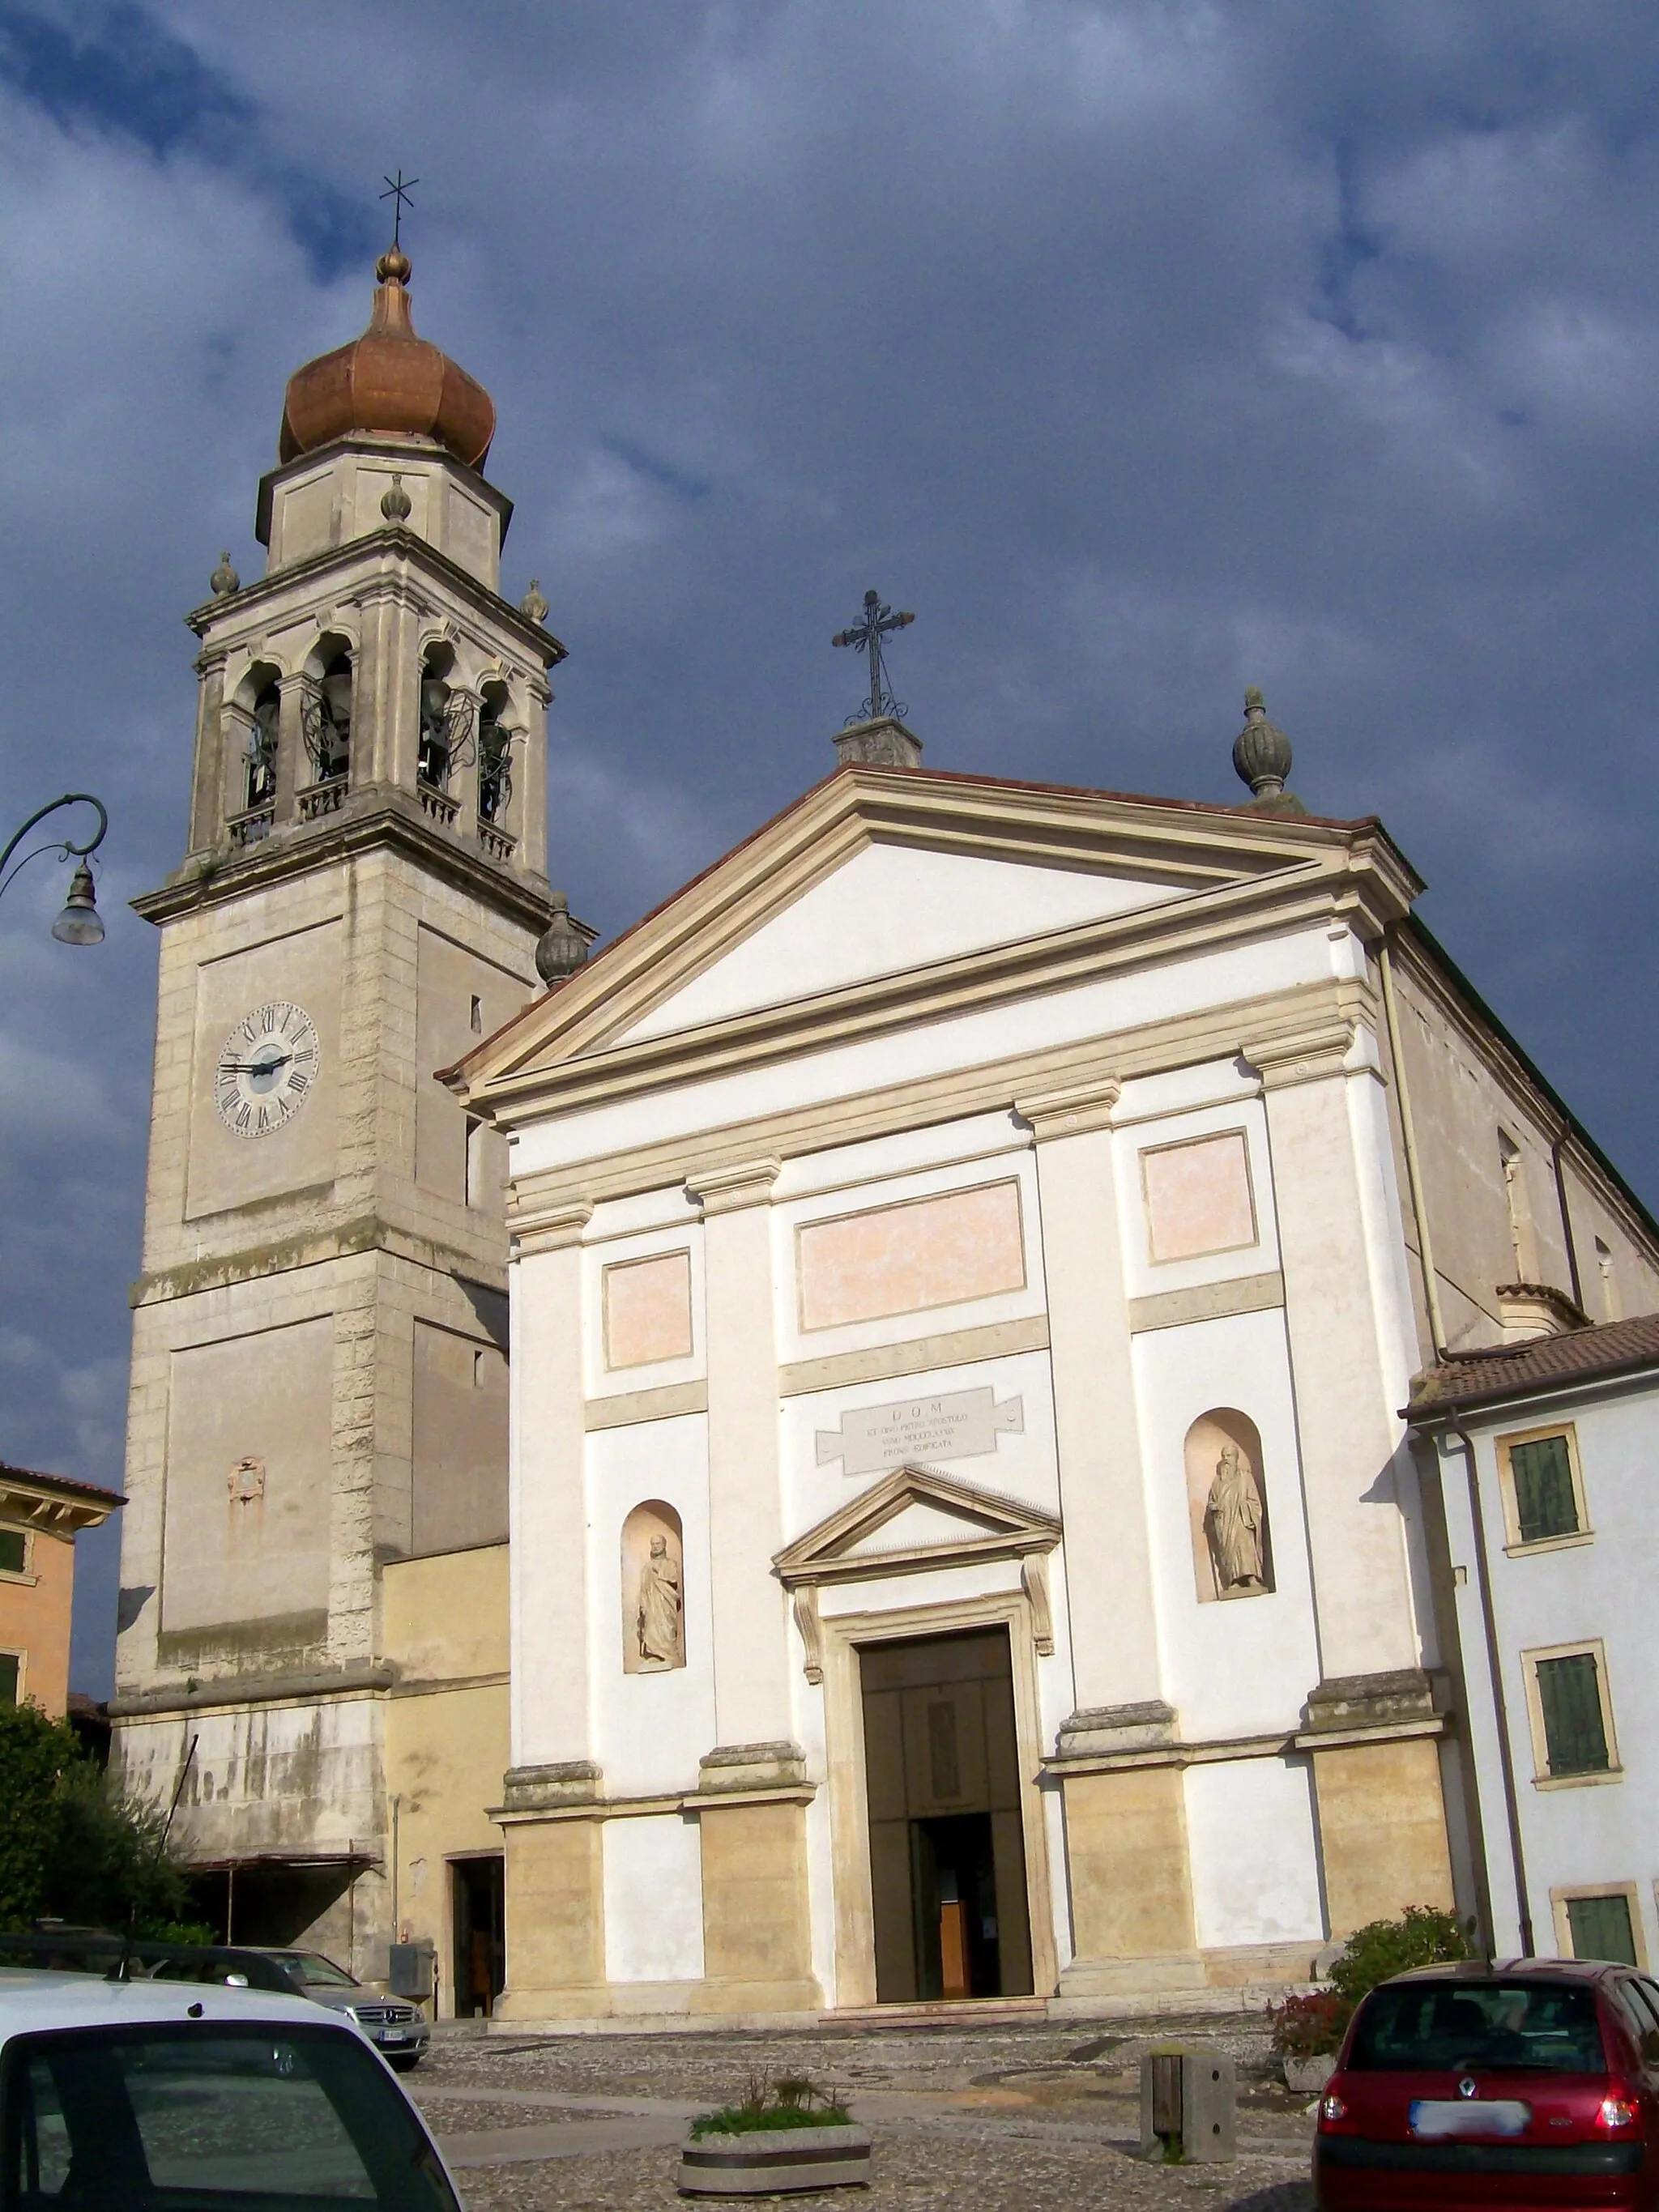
[278,247,495,471]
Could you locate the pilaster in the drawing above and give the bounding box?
[187,650,227,855]
[688,1159,795,1750]
[510,1202,594,1768]
[273,671,305,827]
[1017,1076,1160,1708]
[1245,1024,1420,1677]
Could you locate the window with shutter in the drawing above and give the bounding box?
[0,1653,17,1706]
[1510,1434,1580,1543]
[1537,1652,1611,1775]
[0,1529,25,1575]
[1567,1894,1638,1967]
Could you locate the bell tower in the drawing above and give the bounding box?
[112,244,586,1962]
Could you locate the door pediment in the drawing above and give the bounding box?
[774,1464,1060,1588]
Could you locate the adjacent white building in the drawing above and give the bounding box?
[1411,1316,1659,1971]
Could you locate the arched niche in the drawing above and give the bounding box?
[1183,1409,1273,1603]
[232,661,282,815]
[302,636,354,786]
[621,1500,685,1674]
[477,680,513,828]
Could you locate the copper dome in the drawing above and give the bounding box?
[278,247,496,471]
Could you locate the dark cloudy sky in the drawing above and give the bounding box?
[4,2,1657,1694]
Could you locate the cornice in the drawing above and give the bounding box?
[130,1211,508,1311]
[684,1157,782,1215]
[477,870,1370,1132]
[131,789,555,934]
[513,1199,592,1256]
[0,1477,121,1536]
[454,765,1414,1098]
[188,524,565,667]
[1242,1019,1358,1090]
[1013,1073,1123,1141]
[505,974,1377,1224]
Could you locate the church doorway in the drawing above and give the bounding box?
[450,1854,505,2018]
[859,1627,1033,2001]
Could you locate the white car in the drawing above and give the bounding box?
[0,1972,463,2209]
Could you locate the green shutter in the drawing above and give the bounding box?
[0,1654,16,1706]
[0,1530,24,1575]
[1511,1435,1579,1543]
[1537,1652,1610,1775]
[1567,1894,1638,1967]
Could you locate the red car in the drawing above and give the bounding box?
[1316,1959,1659,2210]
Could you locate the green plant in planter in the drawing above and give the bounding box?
[1328,1906,1473,2006]
[1269,1990,1351,2059]
[1270,1906,1475,2061]
[690,2070,852,2139]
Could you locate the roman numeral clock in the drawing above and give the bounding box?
[213,1001,320,1139]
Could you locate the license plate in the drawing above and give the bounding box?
[1410,2100,1530,2138]
[378,2032,410,2044]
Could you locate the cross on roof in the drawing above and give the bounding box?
[380,170,419,246]
[832,587,915,726]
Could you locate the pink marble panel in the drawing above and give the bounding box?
[797,1180,1026,1333]
[603,1249,693,1370]
[1141,1130,1256,1264]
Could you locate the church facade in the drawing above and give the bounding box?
[453,727,1659,2018]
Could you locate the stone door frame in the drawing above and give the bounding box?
[816,1585,1059,2009]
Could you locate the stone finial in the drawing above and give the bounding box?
[519,578,549,625]
[535,892,589,984]
[379,472,412,523]
[1232,687,1304,815]
[834,716,923,770]
[209,551,241,599]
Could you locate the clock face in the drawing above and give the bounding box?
[214,1000,320,1139]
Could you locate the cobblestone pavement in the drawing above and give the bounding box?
[407,2013,1317,2211]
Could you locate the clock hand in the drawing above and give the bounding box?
[223,1053,293,1074]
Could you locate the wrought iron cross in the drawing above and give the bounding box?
[833,588,915,726]
[380,170,419,245]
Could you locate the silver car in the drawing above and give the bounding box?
[0,1975,460,2206]
[251,1948,431,2071]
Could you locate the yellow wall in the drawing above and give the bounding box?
[0,1524,76,1719]
[383,1542,510,2018]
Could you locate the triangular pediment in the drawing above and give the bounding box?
[616,841,1188,1045]
[447,763,1418,1116]
[774,1464,1062,1588]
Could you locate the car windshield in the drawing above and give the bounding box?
[0,2020,457,2210]
[1348,1980,1607,2073]
[275,1954,360,1991]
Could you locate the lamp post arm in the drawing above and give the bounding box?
[0,793,109,895]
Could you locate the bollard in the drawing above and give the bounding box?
[1138,2046,1236,2163]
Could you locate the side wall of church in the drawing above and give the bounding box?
[1384,951,1659,1356]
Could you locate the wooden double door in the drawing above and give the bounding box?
[859,1626,1033,2002]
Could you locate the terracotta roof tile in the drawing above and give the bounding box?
[1407,1313,1659,1419]
[0,1460,126,1509]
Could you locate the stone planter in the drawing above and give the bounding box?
[676,2122,872,2195]
[1283,2054,1337,2095]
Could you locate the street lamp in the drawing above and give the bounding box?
[0,794,109,946]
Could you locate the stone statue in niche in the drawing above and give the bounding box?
[622,1501,685,1673]
[1205,1440,1266,1593]
[636,1532,684,1670]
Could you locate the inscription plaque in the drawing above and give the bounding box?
[816,1387,1024,1478]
